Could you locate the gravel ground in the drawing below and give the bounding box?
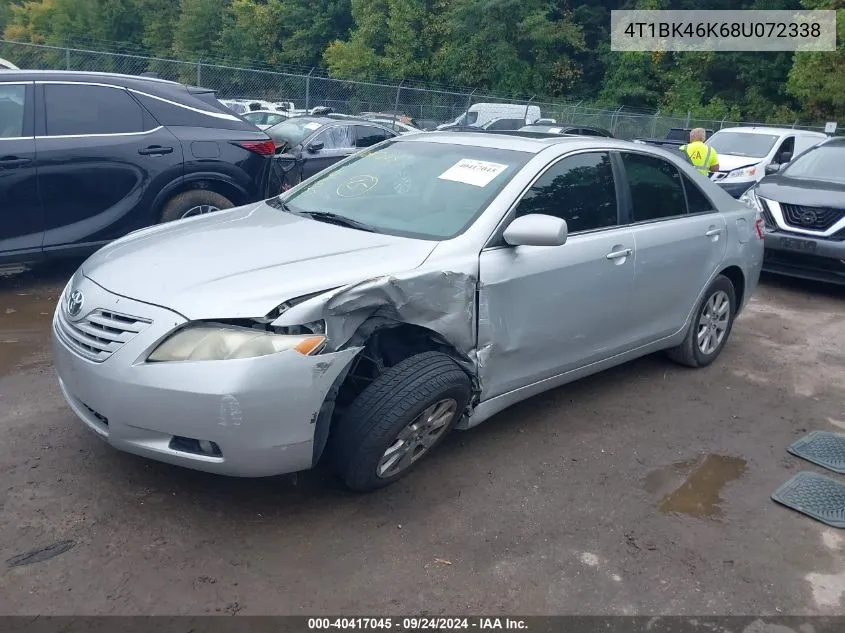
[1,261,844,616]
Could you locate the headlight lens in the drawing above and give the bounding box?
[727,165,757,179]
[148,326,325,362]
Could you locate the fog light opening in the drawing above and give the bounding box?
[169,436,222,457]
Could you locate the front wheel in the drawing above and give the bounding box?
[331,351,471,492]
[667,274,737,368]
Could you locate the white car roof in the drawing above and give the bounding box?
[716,126,827,138]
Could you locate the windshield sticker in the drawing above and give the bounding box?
[548,127,562,134]
[438,159,508,187]
[337,175,379,197]
[304,122,322,130]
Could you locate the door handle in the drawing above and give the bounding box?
[138,146,174,155]
[0,156,31,168]
[606,248,633,260]
[705,228,722,237]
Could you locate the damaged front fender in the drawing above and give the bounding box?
[271,268,480,381]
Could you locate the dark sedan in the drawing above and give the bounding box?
[519,124,614,138]
[741,137,845,285]
[266,117,398,190]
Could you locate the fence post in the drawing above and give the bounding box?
[305,68,314,111]
[570,100,582,124]
[611,106,624,135]
[720,114,727,130]
[66,45,71,70]
[196,58,201,86]
[651,108,660,137]
[394,79,404,125]
[524,95,535,122]
[792,119,799,128]
[684,111,691,128]
[464,88,477,129]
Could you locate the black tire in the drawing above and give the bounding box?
[331,351,471,492]
[159,189,234,223]
[667,274,737,368]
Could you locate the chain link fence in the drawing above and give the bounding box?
[0,38,830,139]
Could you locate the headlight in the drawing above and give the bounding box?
[739,187,762,212]
[727,165,757,179]
[148,325,325,362]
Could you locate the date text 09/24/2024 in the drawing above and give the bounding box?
[307,618,529,630]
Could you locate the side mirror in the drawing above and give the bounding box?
[503,214,568,247]
[307,142,324,153]
[764,163,780,175]
[779,151,792,163]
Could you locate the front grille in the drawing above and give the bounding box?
[765,250,845,274]
[759,199,777,230]
[57,307,151,362]
[781,204,845,232]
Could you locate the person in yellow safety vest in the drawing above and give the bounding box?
[679,128,720,177]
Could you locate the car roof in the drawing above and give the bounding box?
[402,131,648,155]
[716,126,827,137]
[1,69,183,87]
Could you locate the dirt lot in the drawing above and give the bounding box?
[1,261,844,616]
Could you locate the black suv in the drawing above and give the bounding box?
[0,71,274,265]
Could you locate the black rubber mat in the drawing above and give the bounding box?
[772,471,845,528]
[788,431,845,474]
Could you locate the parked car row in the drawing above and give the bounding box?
[2,71,839,290]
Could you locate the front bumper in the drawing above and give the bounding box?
[763,232,845,285]
[52,274,360,477]
[714,179,755,198]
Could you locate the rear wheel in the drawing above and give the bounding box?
[331,351,471,492]
[667,275,737,368]
[160,190,234,223]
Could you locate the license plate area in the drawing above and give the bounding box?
[780,237,817,253]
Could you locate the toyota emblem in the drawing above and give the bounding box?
[798,210,818,225]
[66,290,84,318]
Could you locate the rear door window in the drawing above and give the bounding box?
[620,152,687,222]
[354,125,390,148]
[0,84,26,138]
[44,84,145,136]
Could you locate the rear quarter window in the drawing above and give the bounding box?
[133,91,256,131]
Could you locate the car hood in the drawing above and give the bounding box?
[714,153,762,172]
[756,175,845,208]
[82,202,439,320]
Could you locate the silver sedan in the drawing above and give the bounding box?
[52,132,764,491]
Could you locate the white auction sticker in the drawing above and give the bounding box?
[438,159,508,187]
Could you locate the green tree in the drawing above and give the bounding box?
[787,0,845,120]
[171,0,227,60]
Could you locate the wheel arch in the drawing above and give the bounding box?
[311,320,474,467]
[150,174,250,220]
[718,265,746,314]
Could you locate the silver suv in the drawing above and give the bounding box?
[52,133,765,491]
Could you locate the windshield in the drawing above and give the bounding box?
[280,140,531,240]
[781,143,845,183]
[266,118,324,147]
[707,131,779,158]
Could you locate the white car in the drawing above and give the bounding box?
[242,110,289,130]
[706,127,828,198]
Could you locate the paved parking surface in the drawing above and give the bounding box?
[1,262,845,615]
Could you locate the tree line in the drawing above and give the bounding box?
[1,0,842,122]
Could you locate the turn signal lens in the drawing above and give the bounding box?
[294,336,327,356]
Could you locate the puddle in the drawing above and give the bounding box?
[646,454,747,518]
